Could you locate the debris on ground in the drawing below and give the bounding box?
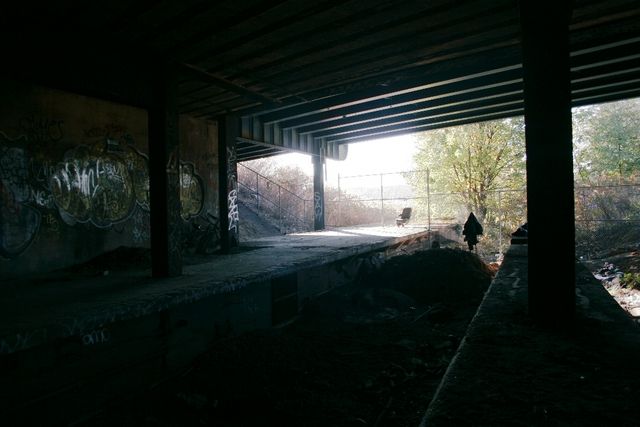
[89,248,494,427]
[585,252,640,322]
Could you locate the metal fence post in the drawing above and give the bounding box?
[498,190,502,254]
[278,186,282,227]
[256,172,259,210]
[427,169,431,231]
[303,200,307,228]
[380,173,384,226]
[338,173,341,227]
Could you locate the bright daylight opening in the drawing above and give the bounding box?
[240,97,640,320]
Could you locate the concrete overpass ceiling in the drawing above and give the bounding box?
[2,0,640,160]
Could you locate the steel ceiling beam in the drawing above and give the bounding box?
[322,104,523,142]
[257,62,523,124]
[307,96,522,138]
[327,109,524,145]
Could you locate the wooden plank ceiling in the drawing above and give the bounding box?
[2,0,640,161]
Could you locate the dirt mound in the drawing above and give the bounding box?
[366,248,494,304]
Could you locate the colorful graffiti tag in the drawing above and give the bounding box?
[50,148,136,227]
[48,144,153,228]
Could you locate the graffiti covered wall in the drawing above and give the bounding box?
[0,81,219,279]
[179,115,219,255]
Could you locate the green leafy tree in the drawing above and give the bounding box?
[572,99,640,257]
[412,118,526,223]
[410,118,526,255]
[573,99,640,184]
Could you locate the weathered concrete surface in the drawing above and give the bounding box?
[0,80,219,279]
[0,226,430,355]
[421,245,640,427]
[0,226,432,425]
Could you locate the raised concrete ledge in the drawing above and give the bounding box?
[0,226,430,355]
[421,244,640,426]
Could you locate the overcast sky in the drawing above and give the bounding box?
[272,135,419,188]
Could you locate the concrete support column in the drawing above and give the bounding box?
[148,62,182,277]
[313,145,325,231]
[218,115,240,252]
[520,2,575,323]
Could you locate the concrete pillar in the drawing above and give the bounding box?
[520,2,575,323]
[148,62,182,277]
[313,144,325,231]
[218,115,240,252]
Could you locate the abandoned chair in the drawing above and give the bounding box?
[395,207,412,227]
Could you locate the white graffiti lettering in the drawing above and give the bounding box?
[228,189,239,231]
[50,153,135,227]
[82,327,111,346]
[314,191,323,220]
[226,146,237,165]
[30,188,53,208]
[0,330,36,354]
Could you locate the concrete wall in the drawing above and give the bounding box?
[1,279,272,425]
[0,81,220,279]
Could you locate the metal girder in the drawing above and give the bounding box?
[237,143,286,156]
[279,75,523,130]
[292,85,524,134]
[572,60,640,84]
[573,81,640,105]
[294,66,640,137]
[237,148,285,161]
[571,36,640,59]
[310,98,524,139]
[232,31,640,163]
[179,63,278,105]
[236,135,347,161]
[228,10,518,87]
[8,1,638,165]
[238,150,287,161]
[178,0,350,63]
[259,36,640,128]
[199,0,420,73]
[325,106,524,143]
[257,62,523,124]
[327,109,525,145]
[246,43,520,116]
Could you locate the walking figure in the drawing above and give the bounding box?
[463,212,483,251]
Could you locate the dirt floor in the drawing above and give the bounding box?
[88,248,494,427]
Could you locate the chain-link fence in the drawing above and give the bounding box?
[325,170,527,257]
[238,163,312,233]
[575,183,640,259]
[239,164,639,260]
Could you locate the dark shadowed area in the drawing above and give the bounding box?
[87,248,494,426]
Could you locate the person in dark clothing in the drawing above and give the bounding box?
[463,212,483,251]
